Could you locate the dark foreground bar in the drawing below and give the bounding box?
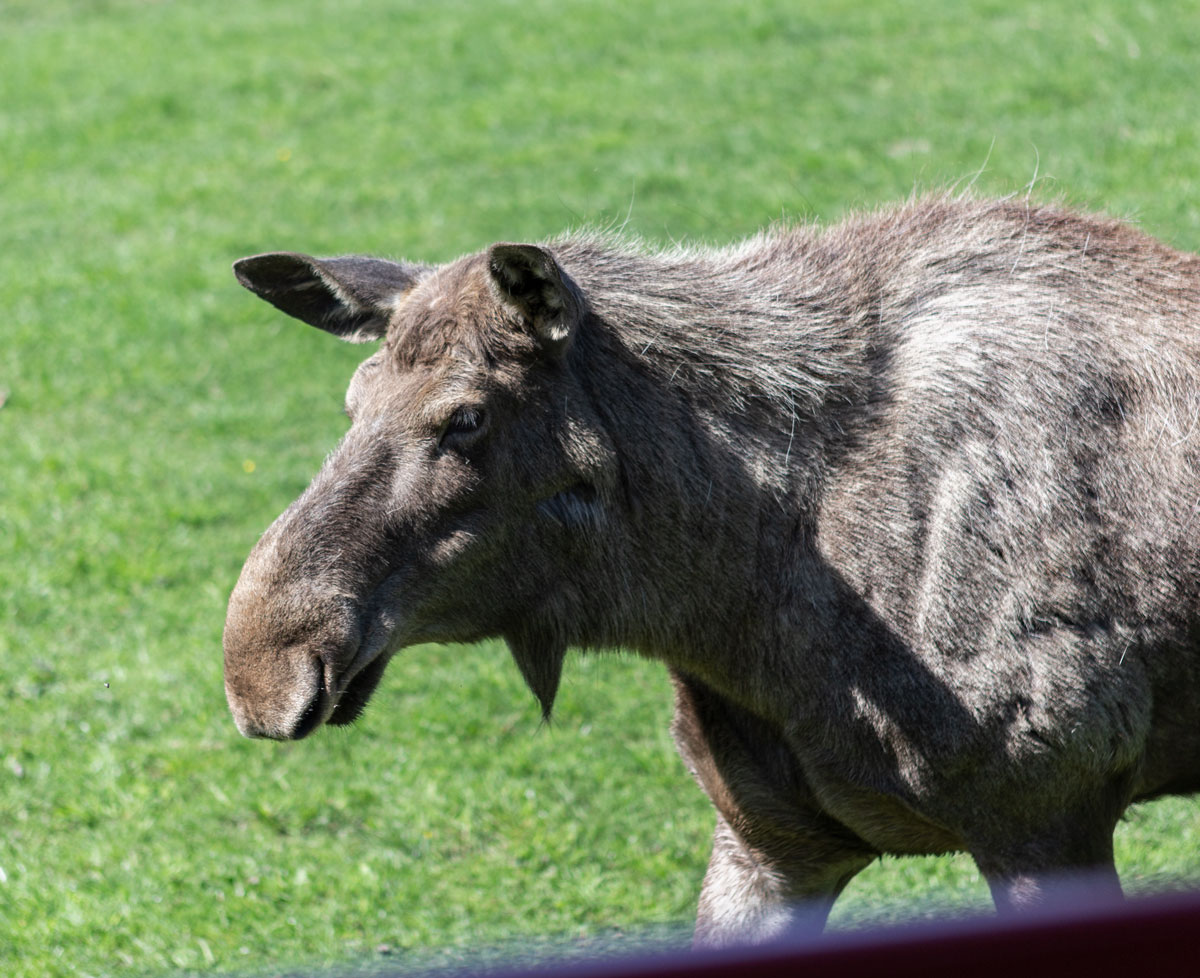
[470,888,1200,978]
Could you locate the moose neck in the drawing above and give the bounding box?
[556,233,874,705]
[561,231,873,425]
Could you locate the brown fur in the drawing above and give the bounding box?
[224,195,1200,946]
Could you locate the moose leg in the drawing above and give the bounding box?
[671,671,875,948]
[969,799,1125,914]
[694,812,870,948]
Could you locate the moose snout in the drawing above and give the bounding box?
[222,535,369,740]
[224,651,327,740]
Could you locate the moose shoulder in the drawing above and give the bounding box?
[223,195,1200,947]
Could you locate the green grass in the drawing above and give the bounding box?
[5,1,1200,975]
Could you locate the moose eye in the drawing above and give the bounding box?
[439,406,486,450]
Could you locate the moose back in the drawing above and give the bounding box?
[223,195,1200,946]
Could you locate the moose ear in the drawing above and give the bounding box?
[487,244,582,357]
[233,252,428,342]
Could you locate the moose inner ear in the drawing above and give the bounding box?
[233,252,429,342]
[487,244,583,357]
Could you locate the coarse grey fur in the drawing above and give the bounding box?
[223,194,1200,947]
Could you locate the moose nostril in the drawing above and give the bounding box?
[290,689,325,740]
[289,660,327,740]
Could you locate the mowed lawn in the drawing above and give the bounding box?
[5,1,1200,975]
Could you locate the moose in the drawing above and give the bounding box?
[224,194,1200,947]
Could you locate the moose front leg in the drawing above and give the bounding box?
[695,812,871,948]
[671,671,876,948]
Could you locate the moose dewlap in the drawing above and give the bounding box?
[224,195,1200,947]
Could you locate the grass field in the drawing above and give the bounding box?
[5,1,1200,975]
